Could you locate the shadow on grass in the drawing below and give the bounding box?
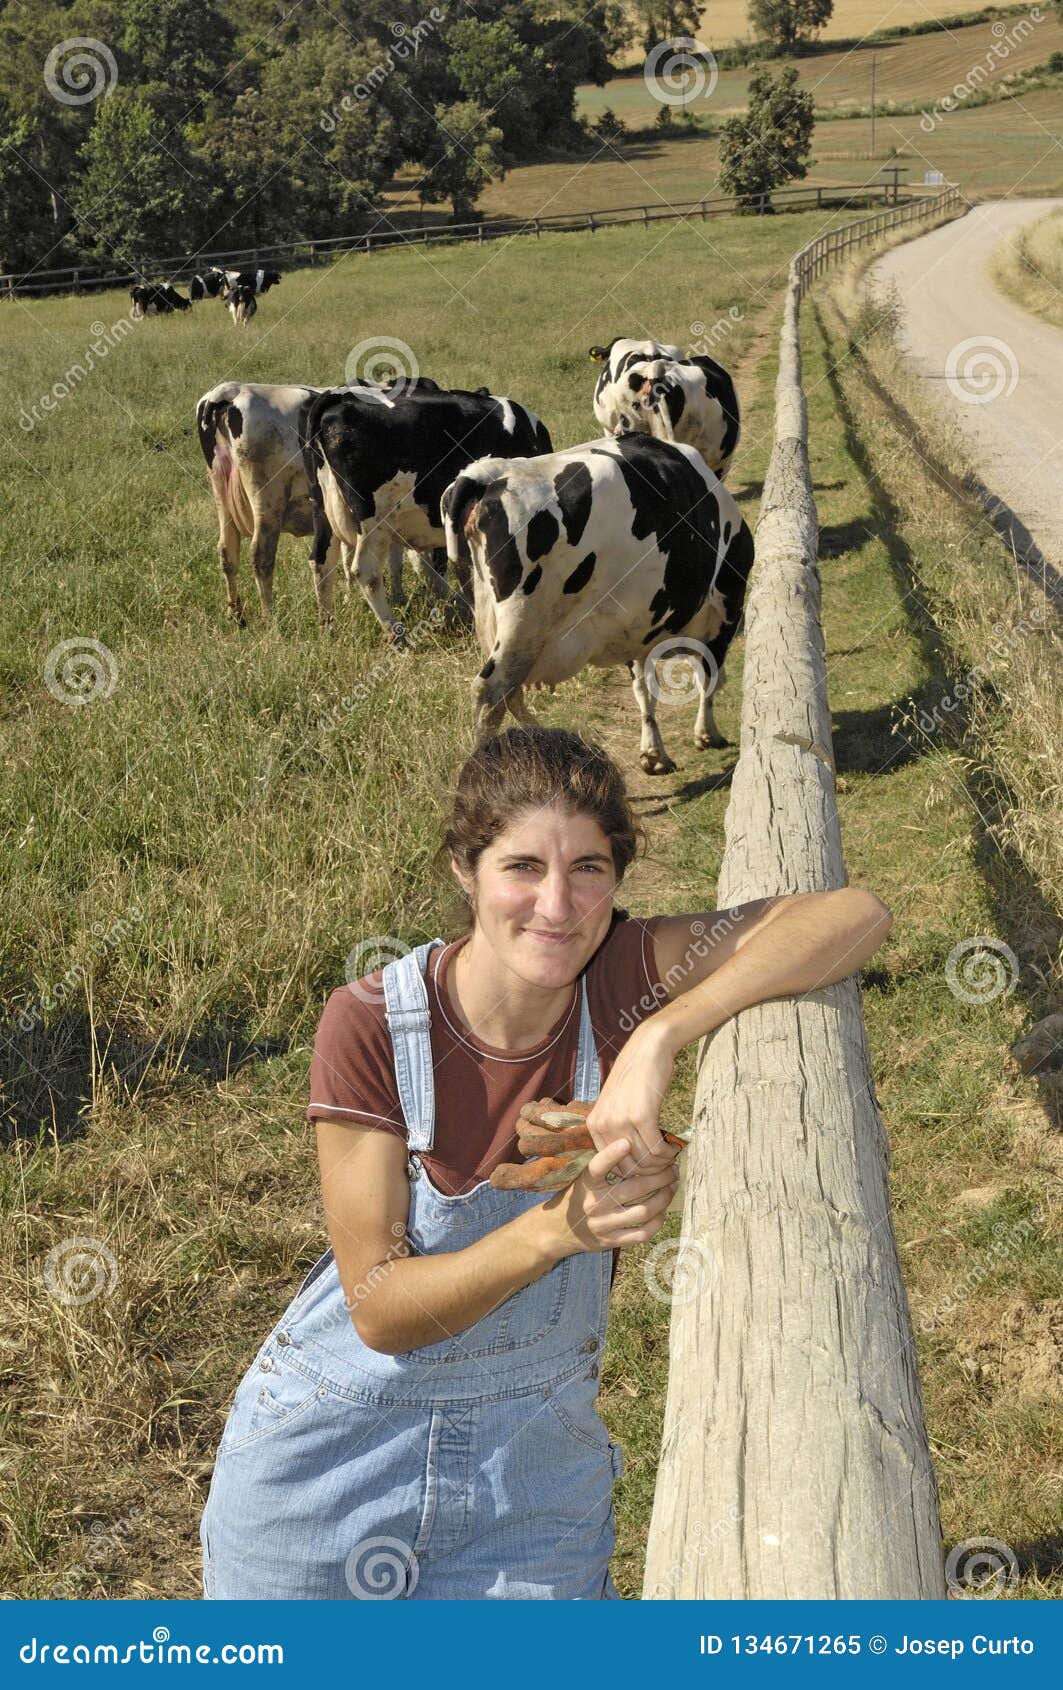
[810,295,1063,1123]
[0,1011,291,1142]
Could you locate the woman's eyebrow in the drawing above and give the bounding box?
[498,851,613,865]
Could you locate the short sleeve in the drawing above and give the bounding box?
[307,984,406,1134]
[588,913,667,1047]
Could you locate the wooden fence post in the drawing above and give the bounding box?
[641,240,949,1602]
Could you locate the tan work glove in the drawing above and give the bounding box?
[490,1096,689,1192]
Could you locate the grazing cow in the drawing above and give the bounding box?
[130,282,191,317]
[225,267,282,295]
[189,267,229,301]
[195,378,443,626]
[226,283,258,326]
[440,433,754,773]
[589,336,740,479]
[300,385,553,644]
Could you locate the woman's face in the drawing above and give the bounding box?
[452,805,618,982]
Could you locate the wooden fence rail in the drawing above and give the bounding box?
[2,176,934,300]
[641,186,965,1599]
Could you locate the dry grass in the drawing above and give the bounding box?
[582,11,1059,122]
[991,203,1063,327]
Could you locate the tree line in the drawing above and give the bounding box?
[0,0,829,278]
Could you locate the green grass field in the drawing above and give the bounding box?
[2,200,1059,1596]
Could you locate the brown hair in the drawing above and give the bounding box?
[436,727,648,938]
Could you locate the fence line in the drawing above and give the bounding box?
[641,187,964,1599]
[2,176,933,299]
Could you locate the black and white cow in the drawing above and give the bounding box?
[225,283,258,326]
[189,267,229,301]
[130,282,191,317]
[195,379,443,626]
[441,433,754,773]
[300,385,553,644]
[225,266,282,296]
[589,336,740,479]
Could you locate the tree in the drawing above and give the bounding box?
[748,0,834,53]
[119,0,235,123]
[446,20,545,155]
[628,0,703,53]
[191,32,401,245]
[718,64,814,211]
[0,104,57,274]
[417,100,506,220]
[72,87,205,264]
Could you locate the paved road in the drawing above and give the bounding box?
[870,198,1063,597]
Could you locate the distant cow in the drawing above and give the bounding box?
[589,336,740,479]
[441,434,754,773]
[300,385,553,644]
[189,267,229,301]
[195,379,443,626]
[130,282,191,318]
[225,267,282,295]
[225,283,257,326]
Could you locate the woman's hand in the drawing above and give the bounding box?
[542,1137,681,1256]
[582,1023,680,1179]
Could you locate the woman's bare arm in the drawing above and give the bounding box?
[314,1119,677,1355]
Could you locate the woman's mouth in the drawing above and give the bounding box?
[525,929,574,945]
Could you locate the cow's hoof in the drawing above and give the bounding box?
[387,624,409,651]
[695,732,728,750]
[640,750,677,776]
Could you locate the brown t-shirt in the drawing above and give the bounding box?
[307,912,667,1288]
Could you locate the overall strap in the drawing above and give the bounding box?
[382,939,446,1153]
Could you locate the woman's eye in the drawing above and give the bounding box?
[506,862,604,873]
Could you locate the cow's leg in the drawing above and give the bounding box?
[471,648,537,737]
[388,540,407,607]
[338,541,355,602]
[694,653,727,750]
[213,505,245,627]
[351,528,407,644]
[628,658,676,775]
[310,531,340,628]
[250,513,280,621]
[410,545,472,632]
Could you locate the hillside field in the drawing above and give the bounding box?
[2,203,1059,1597]
[582,11,1061,123]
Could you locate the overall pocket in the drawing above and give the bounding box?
[217,1350,331,1458]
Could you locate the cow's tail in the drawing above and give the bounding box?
[195,391,254,539]
[298,390,339,574]
[441,467,496,607]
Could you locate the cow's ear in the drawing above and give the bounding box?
[588,345,609,363]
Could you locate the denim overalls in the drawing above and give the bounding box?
[199,938,625,1599]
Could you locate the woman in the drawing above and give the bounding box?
[199,726,891,1599]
